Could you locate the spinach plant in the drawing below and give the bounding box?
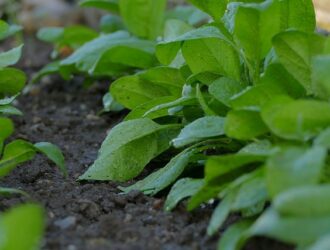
[33,0,209,111]
[77,0,330,249]
[0,20,67,187]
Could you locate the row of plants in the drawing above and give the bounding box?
[0,21,66,249]
[5,0,330,249]
[37,0,330,249]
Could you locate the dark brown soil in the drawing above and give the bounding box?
[0,38,293,250]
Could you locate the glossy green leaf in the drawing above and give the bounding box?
[225,110,268,140]
[209,77,246,107]
[34,142,67,177]
[0,68,26,95]
[205,154,265,185]
[207,194,234,236]
[172,116,226,148]
[273,31,326,93]
[110,75,170,110]
[164,178,204,211]
[232,176,267,211]
[261,96,330,140]
[250,209,330,246]
[119,0,166,39]
[156,25,230,65]
[138,66,185,97]
[274,185,330,217]
[230,83,287,111]
[312,55,330,100]
[61,31,156,74]
[0,45,23,68]
[80,119,180,181]
[0,140,36,178]
[266,146,327,197]
[182,37,241,81]
[186,0,226,20]
[119,148,196,195]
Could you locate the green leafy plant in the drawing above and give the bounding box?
[0,20,67,185]
[75,0,330,248]
[33,0,210,111]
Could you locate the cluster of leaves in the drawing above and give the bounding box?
[36,0,330,249]
[0,21,66,249]
[0,20,66,183]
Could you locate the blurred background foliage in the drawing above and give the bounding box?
[0,0,329,32]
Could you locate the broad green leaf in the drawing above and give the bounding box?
[266,146,327,197]
[231,0,283,80]
[138,66,185,97]
[261,96,330,140]
[156,26,230,65]
[0,118,14,141]
[182,37,241,81]
[230,0,315,82]
[0,204,44,250]
[124,96,177,121]
[172,116,226,148]
[207,194,234,236]
[260,62,306,98]
[232,176,267,211]
[0,140,36,177]
[34,142,67,177]
[273,31,326,93]
[163,19,194,41]
[0,68,26,95]
[61,31,156,74]
[312,55,330,100]
[239,141,273,158]
[119,148,196,195]
[0,45,23,68]
[250,209,330,246]
[274,185,330,217]
[225,110,268,140]
[217,220,252,250]
[205,154,265,185]
[229,83,287,111]
[79,119,180,181]
[209,77,246,107]
[164,178,204,211]
[186,0,226,20]
[110,75,170,110]
[79,0,119,12]
[119,0,166,39]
